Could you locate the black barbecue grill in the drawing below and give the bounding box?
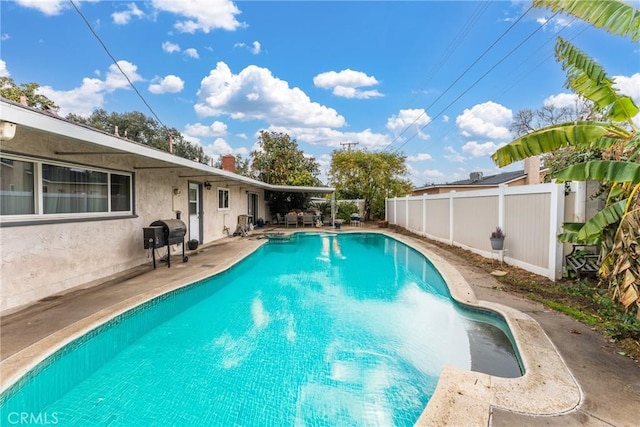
[143,219,188,268]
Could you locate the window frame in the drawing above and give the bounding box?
[217,187,230,211]
[0,153,134,224]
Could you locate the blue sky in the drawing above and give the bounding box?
[1,0,638,186]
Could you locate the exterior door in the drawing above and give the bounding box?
[248,192,258,224]
[188,182,201,242]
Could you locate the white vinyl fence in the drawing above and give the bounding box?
[386,183,567,280]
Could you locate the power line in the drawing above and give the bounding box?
[381,3,536,152]
[392,10,561,154]
[68,0,168,129]
[494,17,586,100]
[400,1,490,110]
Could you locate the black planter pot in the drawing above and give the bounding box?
[187,239,199,251]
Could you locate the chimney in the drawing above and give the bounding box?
[222,154,236,173]
[524,156,541,185]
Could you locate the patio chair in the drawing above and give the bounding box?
[302,213,314,227]
[274,213,285,226]
[350,213,361,227]
[234,214,250,237]
[285,213,298,228]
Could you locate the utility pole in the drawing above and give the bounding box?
[340,142,359,151]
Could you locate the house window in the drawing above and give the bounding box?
[218,188,229,210]
[0,154,133,220]
[43,164,108,214]
[111,174,131,212]
[0,158,35,215]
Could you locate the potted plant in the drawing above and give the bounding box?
[490,227,505,250]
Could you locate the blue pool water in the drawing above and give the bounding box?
[1,233,521,426]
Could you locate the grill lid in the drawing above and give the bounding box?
[150,219,187,243]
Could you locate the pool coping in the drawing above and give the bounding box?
[0,230,582,425]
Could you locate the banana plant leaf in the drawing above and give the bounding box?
[555,160,640,184]
[534,0,640,42]
[576,199,628,241]
[558,231,601,245]
[555,37,639,122]
[562,222,586,232]
[492,122,613,167]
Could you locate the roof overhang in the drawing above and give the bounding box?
[0,100,334,194]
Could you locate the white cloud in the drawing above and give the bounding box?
[37,78,105,117]
[442,115,449,123]
[195,62,345,128]
[36,60,143,116]
[1,34,9,41]
[614,72,640,126]
[201,138,248,161]
[456,101,512,140]
[102,60,143,91]
[406,165,444,186]
[421,169,445,178]
[544,93,580,109]
[386,109,431,140]
[461,141,502,158]
[112,3,144,25]
[184,48,199,59]
[234,41,262,55]
[152,0,244,33]
[162,41,181,54]
[0,60,9,77]
[614,73,640,101]
[536,14,575,33]
[407,153,433,162]
[313,69,383,99]
[267,125,389,150]
[148,75,184,94]
[184,121,228,138]
[251,41,261,55]
[15,0,67,15]
[444,146,465,163]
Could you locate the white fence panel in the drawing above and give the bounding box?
[386,183,565,280]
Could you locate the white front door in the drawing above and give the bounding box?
[188,182,201,242]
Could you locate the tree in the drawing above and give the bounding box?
[250,130,322,213]
[67,110,210,164]
[510,99,604,181]
[329,149,412,220]
[0,77,58,110]
[492,0,640,317]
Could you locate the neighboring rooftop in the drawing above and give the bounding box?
[448,169,527,186]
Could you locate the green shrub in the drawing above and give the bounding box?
[336,202,359,222]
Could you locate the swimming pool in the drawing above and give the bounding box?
[0,232,521,425]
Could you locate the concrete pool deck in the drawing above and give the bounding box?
[1,228,638,426]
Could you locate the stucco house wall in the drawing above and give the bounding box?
[0,107,269,314]
[0,134,266,314]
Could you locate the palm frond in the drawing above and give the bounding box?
[534,0,640,42]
